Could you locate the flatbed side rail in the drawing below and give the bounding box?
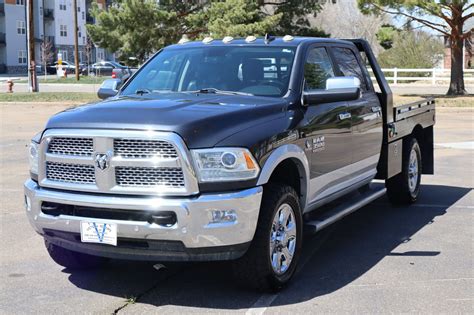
[394,98,435,121]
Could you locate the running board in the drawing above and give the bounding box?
[304,185,386,235]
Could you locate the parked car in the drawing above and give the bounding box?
[89,61,129,77]
[46,61,86,75]
[25,37,435,291]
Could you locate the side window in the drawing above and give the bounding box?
[332,47,368,91]
[304,47,335,90]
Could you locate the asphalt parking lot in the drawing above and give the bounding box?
[0,103,472,314]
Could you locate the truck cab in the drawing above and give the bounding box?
[25,36,435,291]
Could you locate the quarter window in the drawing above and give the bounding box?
[332,47,368,91]
[17,20,26,35]
[304,47,335,90]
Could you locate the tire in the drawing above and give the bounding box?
[45,240,108,270]
[386,137,422,205]
[232,183,303,291]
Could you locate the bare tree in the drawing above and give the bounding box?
[310,0,390,56]
[359,0,473,95]
[41,38,54,81]
[84,37,93,75]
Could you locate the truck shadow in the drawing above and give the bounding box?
[65,184,471,310]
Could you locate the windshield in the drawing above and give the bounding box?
[122,46,296,97]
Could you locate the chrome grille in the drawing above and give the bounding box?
[116,167,185,188]
[40,130,198,196]
[46,162,95,184]
[114,139,178,159]
[48,137,93,156]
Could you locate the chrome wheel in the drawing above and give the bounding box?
[270,203,297,275]
[408,148,419,193]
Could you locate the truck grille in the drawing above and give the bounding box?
[114,139,178,159]
[46,162,95,184]
[39,130,198,196]
[116,167,185,187]
[48,137,94,157]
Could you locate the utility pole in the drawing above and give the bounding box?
[73,0,80,81]
[27,0,38,92]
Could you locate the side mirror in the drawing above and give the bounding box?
[303,76,361,106]
[97,78,122,100]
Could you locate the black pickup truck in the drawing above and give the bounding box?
[25,36,435,291]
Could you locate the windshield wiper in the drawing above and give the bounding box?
[192,88,253,96]
[135,88,151,96]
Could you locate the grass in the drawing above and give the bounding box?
[17,76,108,85]
[0,92,99,103]
[393,95,473,107]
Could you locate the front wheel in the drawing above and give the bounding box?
[232,184,303,291]
[386,137,422,205]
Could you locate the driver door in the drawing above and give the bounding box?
[300,45,353,206]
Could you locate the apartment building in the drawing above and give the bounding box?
[0,0,113,74]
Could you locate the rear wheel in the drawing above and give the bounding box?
[45,240,108,269]
[232,184,303,291]
[386,137,422,205]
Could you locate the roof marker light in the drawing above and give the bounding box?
[178,35,190,44]
[202,36,214,44]
[245,35,257,43]
[222,36,234,43]
[282,35,294,42]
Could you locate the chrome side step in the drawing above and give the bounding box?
[304,185,386,235]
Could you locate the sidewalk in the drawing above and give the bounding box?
[0,82,100,93]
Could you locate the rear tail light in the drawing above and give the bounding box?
[111,72,116,78]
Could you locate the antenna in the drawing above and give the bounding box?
[264,33,275,44]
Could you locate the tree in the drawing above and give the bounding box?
[84,36,93,75]
[378,30,444,69]
[377,24,398,49]
[87,0,204,63]
[358,0,473,95]
[259,0,328,37]
[40,38,54,81]
[187,0,282,38]
[86,0,328,63]
[312,0,390,55]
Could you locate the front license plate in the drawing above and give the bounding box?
[80,221,117,246]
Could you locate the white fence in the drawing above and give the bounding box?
[369,68,474,85]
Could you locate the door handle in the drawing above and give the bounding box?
[338,112,351,121]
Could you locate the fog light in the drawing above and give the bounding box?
[25,195,31,211]
[209,210,237,224]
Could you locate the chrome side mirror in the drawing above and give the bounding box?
[302,76,361,106]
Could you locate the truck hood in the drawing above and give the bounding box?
[45,93,287,148]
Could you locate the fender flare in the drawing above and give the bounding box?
[256,144,310,209]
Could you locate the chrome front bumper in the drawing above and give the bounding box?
[24,180,262,261]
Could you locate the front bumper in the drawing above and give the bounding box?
[24,180,262,261]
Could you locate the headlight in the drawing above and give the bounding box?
[191,148,260,182]
[28,133,41,176]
